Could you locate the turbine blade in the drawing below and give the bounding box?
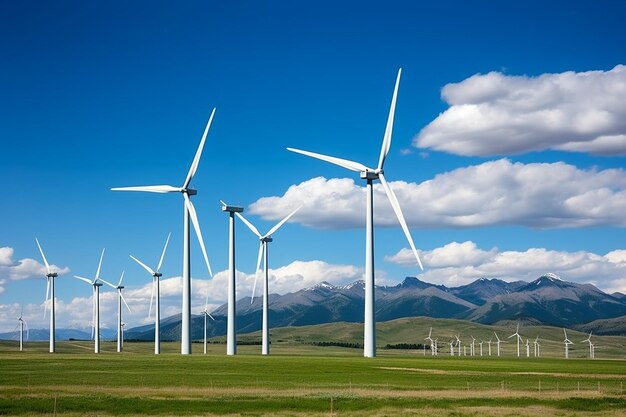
[208,312,215,321]
[183,108,216,189]
[377,68,401,171]
[156,232,171,273]
[110,185,181,193]
[148,278,155,318]
[99,278,116,289]
[117,270,125,287]
[130,255,156,276]
[74,276,93,285]
[235,212,262,238]
[35,238,51,274]
[378,173,423,270]
[265,206,301,237]
[185,194,213,277]
[286,147,369,172]
[120,292,132,313]
[251,242,263,303]
[95,248,105,283]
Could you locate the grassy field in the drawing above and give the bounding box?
[2,339,626,416]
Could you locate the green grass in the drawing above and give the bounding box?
[2,340,626,416]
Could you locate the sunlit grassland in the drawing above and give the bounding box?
[1,339,626,416]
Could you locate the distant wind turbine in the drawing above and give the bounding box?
[112,109,216,355]
[582,332,594,359]
[74,249,106,354]
[470,336,476,356]
[221,201,244,356]
[479,340,484,356]
[494,332,506,357]
[563,329,574,359]
[533,336,540,357]
[130,233,171,355]
[525,338,530,357]
[202,291,215,355]
[36,238,58,353]
[508,323,522,357]
[456,335,462,357]
[101,271,131,353]
[449,339,455,356]
[425,327,434,356]
[16,307,28,351]
[287,69,423,358]
[237,206,301,355]
[487,338,492,356]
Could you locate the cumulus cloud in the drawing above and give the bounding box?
[0,247,70,294]
[249,159,626,229]
[386,241,626,293]
[415,65,626,156]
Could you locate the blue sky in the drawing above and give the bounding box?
[1,1,626,332]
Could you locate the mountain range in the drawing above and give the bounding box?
[122,273,626,340]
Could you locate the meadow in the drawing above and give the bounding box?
[1,337,626,416]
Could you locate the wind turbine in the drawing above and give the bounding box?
[287,69,423,358]
[221,201,243,356]
[425,327,434,356]
[582,332,594,359]
[479,340,484,356]
[121,323,126,350]
[202,291,215,355]
[494,332,506,357]
[487,337,492,356]
[533,336,539,357]
[130,233,171,355]
[508,323,522,357]
[236,206,301,355]
[563,329,574,359]
[525,338,530,357]
[449,339,455,356]
[470,336,476,356]
[433,338,438,356]
[36,238,58,353]
[112,109,216,355]
[455,335,462,357]
[74,249,106,354]
[16,308,28,351]
[101,271,131,353]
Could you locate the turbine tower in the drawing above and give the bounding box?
[287,69,423,358]
[487,338,492,356]
[36,238,58,353]
[112,109,216,355]
[236,207,301,355]
[563,329,574,359]
[74,249,106,354]
[456,335,462,357]
[582,332,594,359]
[221,201,244,356]
[479,340,484,356]
[101,271,131,353]
[449,339,455,356]
[130,233,171,355]
[525,338,530,357]
[508,323,522,357]
[470,336,476,356]
[533,336,539,357]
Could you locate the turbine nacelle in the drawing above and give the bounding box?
[184,188,198,196]
[360,170,380,180]
[261,236,274,243]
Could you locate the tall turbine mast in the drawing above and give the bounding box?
[101,271,131,353]
[36,238,58,353]
[237,207,301,355]
[74,248,106,354]
[221,201,244,356]
[112,109,216,355]
[287,69,423,358]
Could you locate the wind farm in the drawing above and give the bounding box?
[3,2,626,416]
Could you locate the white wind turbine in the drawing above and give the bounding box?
[16,308,28,351]
[130,233,171,355]
[287,69,423,358]
[479,340,484,356]
[525,338,530,357]
[425,327,434,356]
[101,271,131,353]
[508,323,522,357]
[202,291,215,355]
[433,338,438,356]
[487,337,492,356]
[456,335,462,357]
[221,201,244,356]
[236,207,301,356]
[582,332,594,359]
[121,323,126,350]
[494,332,506,357]
[449,339,455,356]
[470,336,476,356]
[563,329,574,359]
[74,249,106,354]
[36,238,58,353]
[533,336,540,357]
[112,109,216,355]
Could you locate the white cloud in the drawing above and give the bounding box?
[415,65,626,156]
[0,247,70,294]
[386,241,626,292]
[248,159,626,229]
